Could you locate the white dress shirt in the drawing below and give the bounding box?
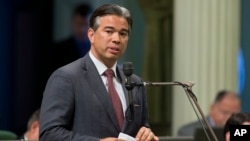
[89,52,127,115]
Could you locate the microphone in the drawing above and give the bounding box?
[122,62,133,90]
[122,62,134,122]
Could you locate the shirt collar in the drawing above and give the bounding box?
[89,51,117,77]
[24,134,28,140]
[208,115,215,126]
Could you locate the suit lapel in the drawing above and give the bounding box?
[81,54,120,131]
[116,67,129,106]
[116,67,129,131]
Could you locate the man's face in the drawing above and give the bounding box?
[88,15,129,67]
[210,95,241,127]
[72,14,89,40]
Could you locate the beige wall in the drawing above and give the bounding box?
[173,0,240,136]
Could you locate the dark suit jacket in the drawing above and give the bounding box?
[177,116,211,136]
[18,135,25,140]
[40,54,150,141]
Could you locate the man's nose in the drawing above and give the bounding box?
[112,32,121,44]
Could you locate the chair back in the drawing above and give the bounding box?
[0,130,18,140]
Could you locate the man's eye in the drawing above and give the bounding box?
[106,30,113,34]
[120,32,128,37]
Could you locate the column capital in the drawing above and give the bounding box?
[137,0,172,19]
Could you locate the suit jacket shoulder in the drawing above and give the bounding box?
[177,116,210,136]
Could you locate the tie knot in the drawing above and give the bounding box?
[104,69,115,78]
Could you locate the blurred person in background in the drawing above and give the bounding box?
[223,112,250,141]
[51,3,92,71]
[20,109,40,141]
[178,90,241,136]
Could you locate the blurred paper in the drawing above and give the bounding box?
[118,132,136,141]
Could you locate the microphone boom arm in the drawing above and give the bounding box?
[181,84,218,141]
[135,80,218,141]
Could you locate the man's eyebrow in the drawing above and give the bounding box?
[104,26,114,30]
[104,26,129,33]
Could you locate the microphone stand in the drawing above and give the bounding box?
[176,82,218,141]
[135,81,218,141]
[125,79,134,122]
[123,62,135,122]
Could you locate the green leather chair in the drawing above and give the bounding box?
[0,130,17,140]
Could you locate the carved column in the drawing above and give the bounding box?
[138,0,173,135]
[172,0,240,135]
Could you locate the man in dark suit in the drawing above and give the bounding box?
[178,90,241,136]
[51,3,92,72]
[40,4,158,141]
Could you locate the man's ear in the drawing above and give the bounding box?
[210,103,216,113]
[225,131,230,141]
[30,121,39,132]
[88,28,95,43]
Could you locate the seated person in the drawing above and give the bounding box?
[20,109,40,141]
[178,90,241,136]
[223,112,250,141]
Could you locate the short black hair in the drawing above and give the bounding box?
[89,4,132,33]
[27,109,40,130]
[73,3,92,17]
[214,90,238,103]
[223,112,250,139]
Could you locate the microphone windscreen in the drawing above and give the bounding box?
[122,62,133,77]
